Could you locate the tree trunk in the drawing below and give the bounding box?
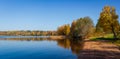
[111,25,117,40]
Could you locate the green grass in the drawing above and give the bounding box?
[90,34,114,41]
[114,40,120,46]
[90,34,120,47]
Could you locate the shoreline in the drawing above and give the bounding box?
[78,39,120,59]
[0,35,66,40]
[49,36,66,40]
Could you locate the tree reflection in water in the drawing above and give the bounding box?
[1,37,55,41]
[1,37,84,55]
[57,39,84,55]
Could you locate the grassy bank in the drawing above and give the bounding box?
[90,34,120,47]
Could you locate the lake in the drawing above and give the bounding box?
[0,36,83,59]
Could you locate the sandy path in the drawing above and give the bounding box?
[78,39,120,59]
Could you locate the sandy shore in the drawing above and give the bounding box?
[78,39,120,59]
[49,36,66,40]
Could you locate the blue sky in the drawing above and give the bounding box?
[0,0,120,31]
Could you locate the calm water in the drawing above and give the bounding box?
[0,36,83,59]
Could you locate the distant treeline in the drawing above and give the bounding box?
[0,31,57,36]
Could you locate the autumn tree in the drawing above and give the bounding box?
[57,25,65,35]
[96,6,119,39]
[57,24,70,36]
[70,20,78,37]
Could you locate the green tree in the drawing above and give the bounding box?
[96,6,119,39]
[70,17,94,38]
